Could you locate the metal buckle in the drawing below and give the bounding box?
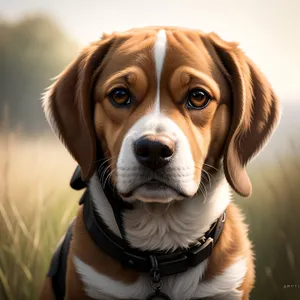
[189,237,214,267]
[222,211,226,223]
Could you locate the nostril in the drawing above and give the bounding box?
[161,143,174,158]
[134,139,150,158]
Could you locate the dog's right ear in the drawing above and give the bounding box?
[206,32,280,197]
[42,37,115,181]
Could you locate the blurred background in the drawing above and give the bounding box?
[0,0,299,299]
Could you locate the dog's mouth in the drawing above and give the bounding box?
[142,179,171,189]
[119,179,189,203]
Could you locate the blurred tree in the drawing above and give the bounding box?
[0,15,79,132]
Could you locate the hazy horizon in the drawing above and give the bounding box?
[1,0,300,104]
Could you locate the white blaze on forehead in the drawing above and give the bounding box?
[154,29,167,114]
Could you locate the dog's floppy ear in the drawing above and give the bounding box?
[207,33,280,197]
[43,37,114,180]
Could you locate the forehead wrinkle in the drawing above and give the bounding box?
[117,33,156,55]
[173,31,200,53]
[102,67,140,90]
[133,50,155,72]
[169,32,199,61]
[167,31,212,69]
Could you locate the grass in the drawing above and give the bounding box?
[0,128,299,300]
[238,147,300,300]
[0,132,79,300]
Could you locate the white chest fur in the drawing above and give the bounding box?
[74,175,247,300]
[74,255,246,300]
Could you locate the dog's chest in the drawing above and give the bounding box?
[74,256,246,300]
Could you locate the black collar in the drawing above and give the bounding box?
[70,166,226,278]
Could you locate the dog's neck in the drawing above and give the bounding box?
[89,173,231,252]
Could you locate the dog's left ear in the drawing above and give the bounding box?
[43,37,115,180]
[206,33,280,197]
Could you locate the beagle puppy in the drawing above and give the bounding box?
[40,27,280,300]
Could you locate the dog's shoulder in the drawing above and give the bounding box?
[203,203,255,298]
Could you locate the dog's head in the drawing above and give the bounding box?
[43,27,280,202]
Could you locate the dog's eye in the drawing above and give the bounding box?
[186,88,211,110]
[109,88,131,107]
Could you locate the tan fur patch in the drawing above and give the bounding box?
[38,277,56,300]
[70,207,139,285]
[203,203,255,296]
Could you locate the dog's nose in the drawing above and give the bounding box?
[134,134,175,169]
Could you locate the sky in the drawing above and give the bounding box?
[1,0,300,102]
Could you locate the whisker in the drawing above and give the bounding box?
[100,164,111,187]
[202,162,219,171]
[195,162,218,189]
[97,157,116,174]
[197,181,207,203]
[194,162,219,172]
[98,162,108,184]
[104,167,116,189]
[202,181,208,201]
[96,156,117,179]
[202,169,212,189]
[93,155,116,165]
[97,160,109,174]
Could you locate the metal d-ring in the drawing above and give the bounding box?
[146,255,172,300]
[145,290,171,300]
[151,278,163,290]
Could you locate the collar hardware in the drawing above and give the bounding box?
[150,255,161,285]
[149,255,165,297]
[189,237,214,267]
[146,290,171,300]
[147,255,171,299]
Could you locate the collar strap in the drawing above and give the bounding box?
[80,189,226,277]
[70,165,132,239]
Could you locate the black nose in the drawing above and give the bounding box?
[134,134,175,170]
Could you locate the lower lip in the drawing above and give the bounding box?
[120,181,188,199]
[119,181,168,198]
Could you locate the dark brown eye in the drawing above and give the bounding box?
[186,88,211,110]
[109,88,131,107]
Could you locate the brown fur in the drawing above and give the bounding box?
[40,26,280,299]
[203,203,255,299]
[72,207,139,284]
[64,207,139,300]
[39,277,56,300]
